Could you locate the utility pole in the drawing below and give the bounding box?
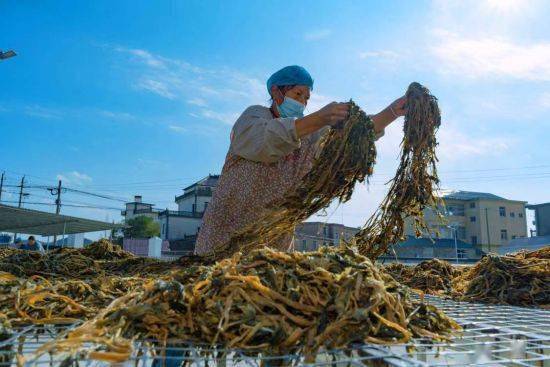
[13,176,26,243]
[52,180,62,247]
[485,208,491,254]
[0,172,4,202]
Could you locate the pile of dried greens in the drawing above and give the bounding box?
[37,246,459,363]
[384,259,462,295]
[208,82,440,261]
[452,248,550,307]
[0,271,147,326]
[81,239,134,260]
[0,240,174,279]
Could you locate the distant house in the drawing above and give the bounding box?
[158,175,220,247]
[527,202,550,237]
[294,222,359,251]
[121,195,161,222]
[404,190,527,253]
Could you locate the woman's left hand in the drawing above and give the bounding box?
[389,95,407,118]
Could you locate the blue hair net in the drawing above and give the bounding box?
[266,65,314,93]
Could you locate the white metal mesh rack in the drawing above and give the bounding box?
[1,296,548,367]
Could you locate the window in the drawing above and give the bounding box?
[302,239,307,250]
[457,249,467,259]
[469,202,476,208]
[499,207,506,217]
[510,212,515,218]
[471,236,478,245]
[447,204,465,216]
[518,212,524,218]
[323,226,329,237]
[511,235,516,239]
[204,202,209,211]
[457,226,466,240]
[162,223,165,235]
[192,203,196,213]
[312,241,317,250]
[470,216,476,222]
[500,229,508,240]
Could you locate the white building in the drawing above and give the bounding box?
[121,195,161,221]
[158,175,219,247]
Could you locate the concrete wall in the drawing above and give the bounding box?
[533,204,550,236]
[177,195,211,213]
[159,215,202,241]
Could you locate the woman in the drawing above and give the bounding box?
[195,65,406,255]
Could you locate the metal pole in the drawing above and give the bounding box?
[485,207,491,253]
[0,172,4,202]
[455,228,458,265]
[52,180,62,247]
[62,221,66,248]
[14,176,25,242]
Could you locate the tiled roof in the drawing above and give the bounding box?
[442,191,506,201]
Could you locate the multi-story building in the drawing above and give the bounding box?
[404,190,527,253]
[294,222,359,251]
[121,195,161,221]
[158,174,220,243]
[527,202,550,237]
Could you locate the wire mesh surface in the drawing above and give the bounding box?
[1,296,548,367]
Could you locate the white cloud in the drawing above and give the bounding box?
[56,171,93,185]
[24,105,63,119]
[97,110,136,120]
[114,46,267,125]
[539,92,550,109]
[200,110,239,125]
[431,30,550,81]
[359,50,399,60]
[115,47,167,69]
[136,79,177,99]
[303,29,332,41]
[168,125,187,134]
[437,126,511,160]
[187,98,208,107]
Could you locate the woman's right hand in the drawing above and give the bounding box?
[316,102,350,126]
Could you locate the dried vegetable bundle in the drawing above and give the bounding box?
[383,259,462,295]
[210,102,377,260]
[452,249,550,307]
[0,240,174,279]
[0,272,147,325]
[37,246,459,363]
[354,83,441,260]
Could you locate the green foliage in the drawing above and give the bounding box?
[123,216,160,239]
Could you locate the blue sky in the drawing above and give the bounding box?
[1,0,549,235]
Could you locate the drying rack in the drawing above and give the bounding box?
[1,296,548,367]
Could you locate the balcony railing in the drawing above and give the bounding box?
[158,209,203,218]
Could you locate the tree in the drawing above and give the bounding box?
[123,216,160,239]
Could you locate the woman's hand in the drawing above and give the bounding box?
[295,102,350,138]
[316,102,350,126]
[389,95,407,118]
[371,95,407,134]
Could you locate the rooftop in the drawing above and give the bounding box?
[442,190,509,201]
[183,174,220,191]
